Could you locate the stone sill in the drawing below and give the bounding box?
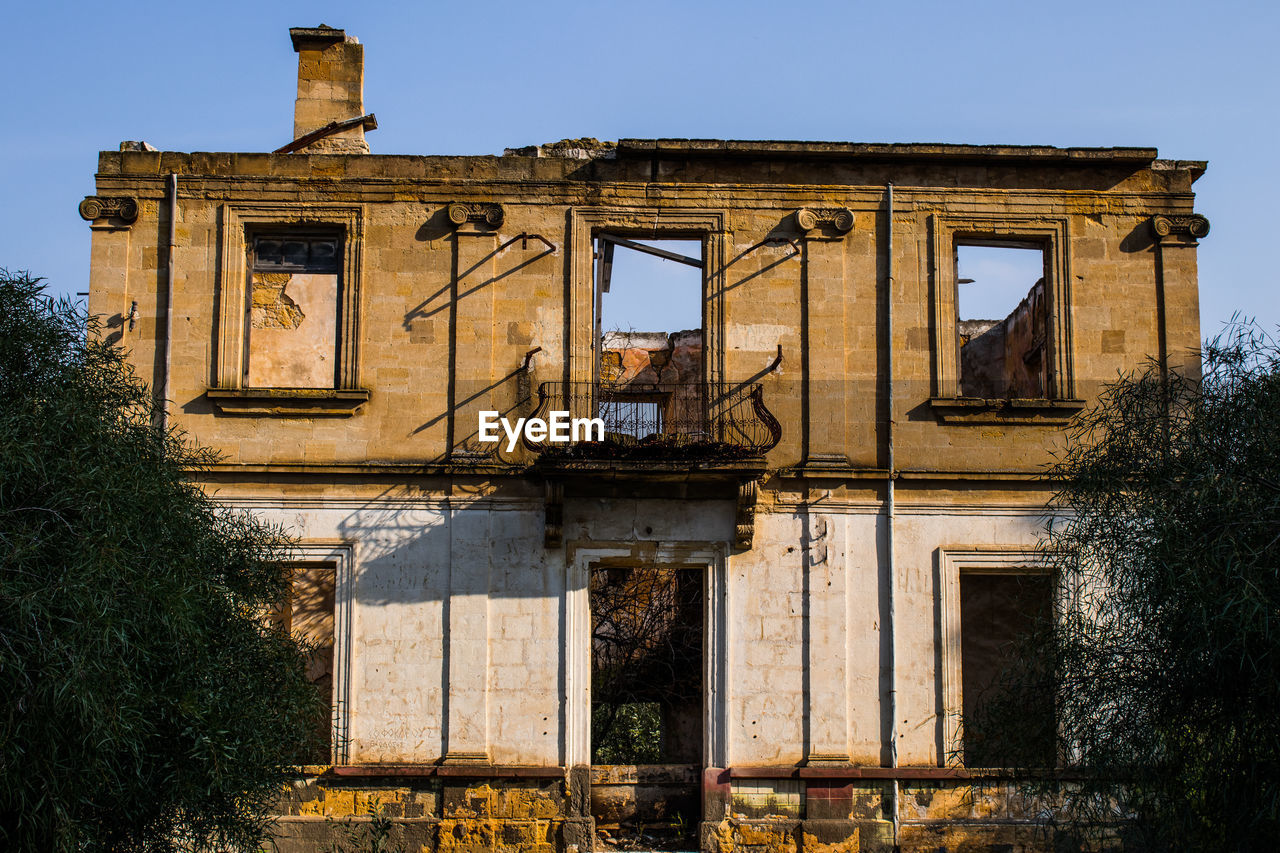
[929,397,1085,425]
[206,388,370,416]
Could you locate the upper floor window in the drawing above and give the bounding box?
[956,242,1048,399]
[208,205,367,415]
[247,232,342,389]
[929,215,1079,422]
[594,236,705,443]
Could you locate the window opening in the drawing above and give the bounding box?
[590,563,702,851]
[595,237,704,445]
[960,571,1053,767]
[247,232,341,388]
[956,243,1047,398]
[271,562,337,764]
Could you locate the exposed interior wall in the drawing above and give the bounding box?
[959,278,1047,399]
[600,330,705,438]
[600,330,703,388]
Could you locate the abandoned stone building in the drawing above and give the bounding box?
[82,25,1208,853]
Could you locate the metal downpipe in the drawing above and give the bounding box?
[885,183,900,850]
[161,173,177,432]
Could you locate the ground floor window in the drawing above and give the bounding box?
[960,570,1054,767]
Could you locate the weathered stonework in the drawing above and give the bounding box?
[84,24,1207,853]
[78,195,138,224]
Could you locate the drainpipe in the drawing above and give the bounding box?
[161,173,177,432]
[885,183,900,849]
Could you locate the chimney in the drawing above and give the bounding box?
[287,25,374,154]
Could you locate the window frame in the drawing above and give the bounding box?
[245,227,345,389]
[210,204,368,415]
[268,541,355,768]
[928,214,1080,423]
[568,208,727,389]
[567,542,729,770]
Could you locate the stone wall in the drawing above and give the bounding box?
[82,38,1208,849]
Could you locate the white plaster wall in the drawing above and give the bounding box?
[721,502,1046,768]
[892,503,1048,766]
[725,508,883,766]
[221,495,1048,771]
[562,497,736,545]
[725,510,807,764]
[224,499,562,766]
[485,507,563,765]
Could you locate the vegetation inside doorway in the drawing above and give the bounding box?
[590,563,702,852]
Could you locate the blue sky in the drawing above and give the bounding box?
[3,0,1274,342]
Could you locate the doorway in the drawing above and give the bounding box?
[590,562,703,851]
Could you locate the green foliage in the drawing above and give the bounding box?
[968,323,1280,851]
[591,702,662,765]
[0,272,324,852]
[589,565,701,766]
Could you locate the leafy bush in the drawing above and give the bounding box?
[0,272,324,852]
[968,323,1280,851]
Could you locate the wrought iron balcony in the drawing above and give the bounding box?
[526,381,781,461]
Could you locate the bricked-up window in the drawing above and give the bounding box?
[247,233,342,388]
[271,563,336,764]
[960,571,1053,767]
[956,243,1048,399]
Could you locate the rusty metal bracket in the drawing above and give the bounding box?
[598,234,703,268]
[520,233,557,252]
[274,113,378,154]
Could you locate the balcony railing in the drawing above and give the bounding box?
[527,381,781,461]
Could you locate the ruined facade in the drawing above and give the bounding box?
[82,26,1208,853]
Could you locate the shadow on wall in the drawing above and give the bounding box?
[336,490,736,610]
[336,491,549,608]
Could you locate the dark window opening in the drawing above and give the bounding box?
[960,571,1054,768]
[956,243,1048,399]
[595,237,704,443]
[590,563,702,852]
